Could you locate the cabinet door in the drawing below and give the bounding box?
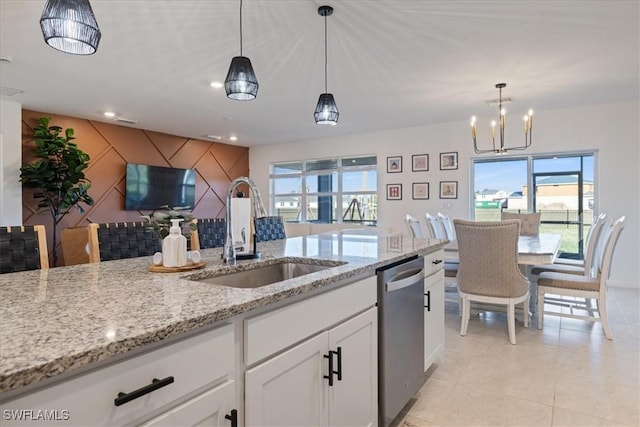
[328,308,378,427]
[424,273,445,371]
[245,333,329,427]
[142,380,235,427]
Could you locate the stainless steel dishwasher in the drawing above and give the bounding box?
[377,255,425,426]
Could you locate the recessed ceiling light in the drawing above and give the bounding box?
[229,136,238,142]
[210,81,224,89]
[104,111,116,118]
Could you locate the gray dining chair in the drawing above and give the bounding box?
[537,216,625,339]
[425,213,446,239]
[405,214,425,238]
[454,219,530,344]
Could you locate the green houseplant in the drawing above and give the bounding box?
[20,117,94,267]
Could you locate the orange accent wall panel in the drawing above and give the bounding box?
[21,109,250,266]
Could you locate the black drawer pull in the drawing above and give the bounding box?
[114,376,174,406]
[424,290,431,311]
[334,346,343,381]
[324,352,334,386]
[225,409,238,427]
[432,259,443,265]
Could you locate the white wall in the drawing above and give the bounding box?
[250,99,639,289]
[0,99,22,226]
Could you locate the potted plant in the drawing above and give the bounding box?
[20,117,94,267]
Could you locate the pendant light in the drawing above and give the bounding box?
[470,83,533,154]
[314,5,339,125]
[225,0,258,100]
[40,0,101,55]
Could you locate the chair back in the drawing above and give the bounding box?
[425,213,446,239]
[405,214,425,238]
[194,218,226,249]
[437,212,455,240]
[582,213,607,272]
[254,216,286,242]
[453,219,528,298]
[592,216,625,282]
[0,225,49,273]
[88,222,161,262]
[501,212,541,236]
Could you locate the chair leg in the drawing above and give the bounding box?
[537,286,545,330]
[460,296,470,336]
[507,302,516,344]
[524,294,530,328]
[597,295,613,340]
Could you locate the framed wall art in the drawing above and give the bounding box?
[439,151,458,170]
[411,154,429,172]
[412,182,429,200]
[387,156,402,173]
[439,181,458,199]
[386,183,402,200]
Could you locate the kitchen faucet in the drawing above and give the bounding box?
[223,177,268,265]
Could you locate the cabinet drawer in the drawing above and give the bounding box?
[0,324,235,427]
[244,276,376,366]
[424,249,445,276]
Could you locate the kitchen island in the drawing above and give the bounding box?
[0,231,446,426]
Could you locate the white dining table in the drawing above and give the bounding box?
[443,233,562,266]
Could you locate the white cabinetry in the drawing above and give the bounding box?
[244,277,377,427]
[0,324,237,427]
[424,250,445,371]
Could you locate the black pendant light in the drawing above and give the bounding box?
[40,0,101,55]
[225,0,258,100]
[314,5,339,125]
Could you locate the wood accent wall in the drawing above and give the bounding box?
[21,110,249,266]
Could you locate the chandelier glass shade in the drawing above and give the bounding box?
[314,5,339,125]
[225,0,258,100]
[471,83,533,154]
[39,0,101,55]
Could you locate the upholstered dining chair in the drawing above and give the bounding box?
[425,213,447,239]
[501,211,541,236]
[88,222,162,262]
[537,216,625,340]
[454,219,530,344]
[405,214,426,238]
[0,225,49,273]
[254,216,286,242]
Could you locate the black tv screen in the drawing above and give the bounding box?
[125,163,196,210]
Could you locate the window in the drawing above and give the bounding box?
[472,152,596,260]
[270,155,377,224]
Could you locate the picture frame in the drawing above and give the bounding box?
[439,181,458,199]
[440,151,458,170]
[411,154,429,172]
[412,182,429,200]
[386,183,402,200]
[387,156,402,173]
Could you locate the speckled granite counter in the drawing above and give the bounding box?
[0,232,445,395]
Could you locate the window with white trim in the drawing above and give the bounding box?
[270,155,377,224]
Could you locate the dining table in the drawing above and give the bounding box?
[443,232,562,316]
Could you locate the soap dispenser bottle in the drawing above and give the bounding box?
[162,219,187,267]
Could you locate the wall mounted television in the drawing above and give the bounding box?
[125,163,196,210]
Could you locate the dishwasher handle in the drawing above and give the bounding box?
[386,268,424,292]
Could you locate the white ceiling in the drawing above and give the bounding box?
[1,1,638,147]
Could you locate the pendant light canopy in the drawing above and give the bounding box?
[40,0,101,55]
[225,0,258,100]
[314,5,339,126]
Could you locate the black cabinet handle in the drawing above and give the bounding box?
[432,259,443,265]
[114,376,174,406]
[424,290,431,311]
[334,346,343,381]
[225,409,238,427]
[324,352,334,386]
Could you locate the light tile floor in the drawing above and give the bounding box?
[396,287,640,427]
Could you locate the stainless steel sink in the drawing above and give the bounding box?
[193,260,345,288]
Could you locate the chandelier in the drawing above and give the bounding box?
[314,5,339,125]
[471,83,533,154]
[225,0,259,100]
[39,0,101,55]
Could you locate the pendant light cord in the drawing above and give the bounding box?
[239,0,243,56]
[324,12,328,93]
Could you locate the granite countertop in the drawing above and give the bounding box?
[0,231,445,395]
